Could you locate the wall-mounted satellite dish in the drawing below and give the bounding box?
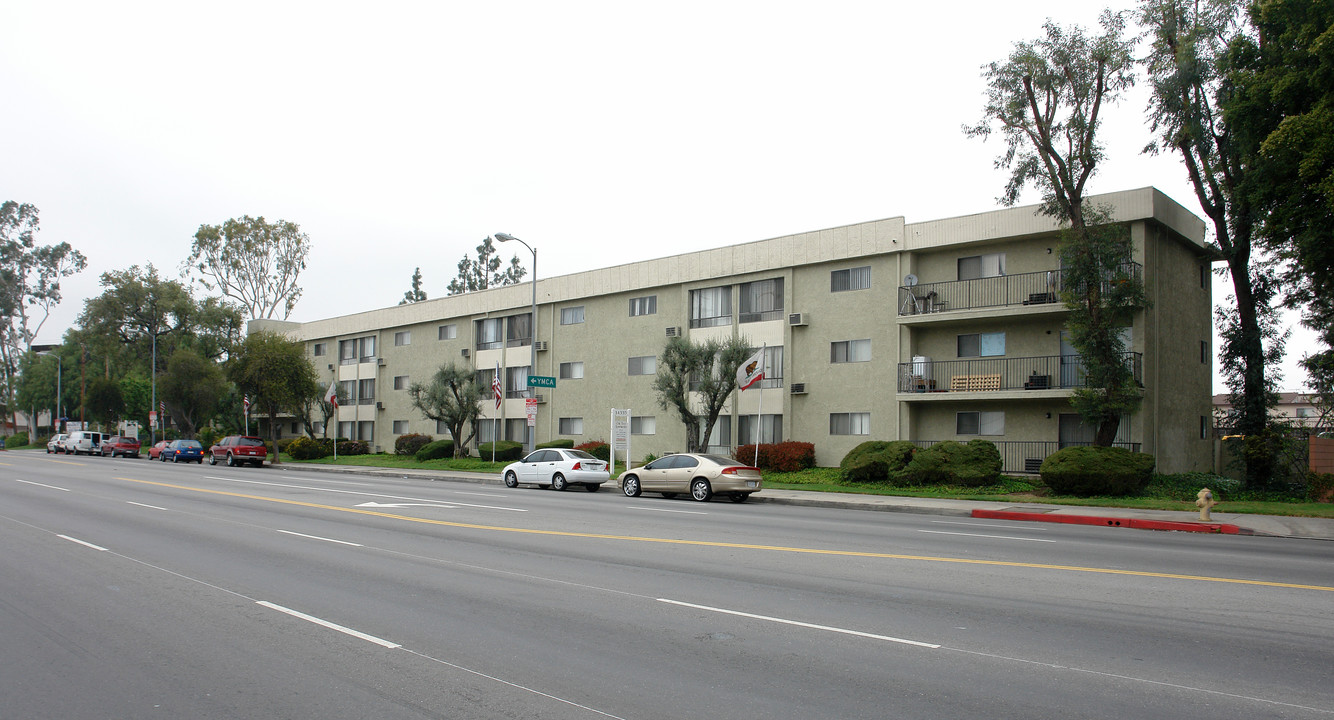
[904,274,919,287]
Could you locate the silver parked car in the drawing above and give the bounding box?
[502,448,610,492]
[619,453,763,503]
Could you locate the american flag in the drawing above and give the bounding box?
[159,400,165,415]
[243,394,250,413]
[493,362,502,409]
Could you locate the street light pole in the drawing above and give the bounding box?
[35,351,61,434]
[495,233,536,455]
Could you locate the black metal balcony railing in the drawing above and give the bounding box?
[896,353,1143,393]
[897,263,1142,316]
[913,440,1142,474]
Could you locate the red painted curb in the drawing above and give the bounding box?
[972,509,1242,534]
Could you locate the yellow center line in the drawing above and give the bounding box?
[115,476,1334,593]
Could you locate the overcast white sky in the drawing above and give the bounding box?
[1,1,1316,392]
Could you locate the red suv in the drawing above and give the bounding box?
[101,436,142,458]
[208,435,269,467]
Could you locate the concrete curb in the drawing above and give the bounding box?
[972,509,1247,535]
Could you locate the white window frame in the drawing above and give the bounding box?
[831,266,871,292]
[394,331,411,346]
[631,416,656,435]
[957,332,1006,358]
[629,295,657,316]
[392,420,409,434]
[559,417,584,435]
[393,375,408,390]
[629,356,656,375]
[829,412,870,436]
[438,324,457,340]
[560,306,585,325]
[831,339,871,363]
[957,411,1005,436]
[958,253,1006,280]
[559,361,584,379]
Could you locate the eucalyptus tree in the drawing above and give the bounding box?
[188,216,311,320]
[408,363,482,456]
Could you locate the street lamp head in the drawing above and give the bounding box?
[495,233,519,243]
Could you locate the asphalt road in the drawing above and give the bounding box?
[4,450,1332,719]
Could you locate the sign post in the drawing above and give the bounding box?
[610,408,631,478]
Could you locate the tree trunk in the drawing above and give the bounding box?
[268,409,282,464]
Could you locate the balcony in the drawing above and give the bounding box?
[897,264,1142,316]
[896,353,1143,395]
[913,440,1142,474]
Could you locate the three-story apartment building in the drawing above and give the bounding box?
[256,187,1217,473]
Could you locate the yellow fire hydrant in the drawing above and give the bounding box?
[1196,487,1216,521]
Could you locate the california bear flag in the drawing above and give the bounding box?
[736,346,766,391]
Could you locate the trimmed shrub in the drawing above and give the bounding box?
[575,440,610,461]
[414,439,455,461]
[538,438,575,449]
[479,440,524,461]
[7,432,29,448]
[734,441,816,472]
[839,440,917,482]
[1040,445,1155,496]
[276,437,299,453]
[337,440,370,456]
[287,436,329,460]
[395,433,433,456]
[896,440,1002,487]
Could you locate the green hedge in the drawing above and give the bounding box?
[6,432,29,448]
[479,441,524,461]
[415,439,455,461]
[1040,445,1155,496]
[537,438,575,449]
[287,436,330,460]
[898,440,1001,487]
[839,440,917,482]
[395,433,434,456]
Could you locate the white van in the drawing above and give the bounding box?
[64,431,104,455]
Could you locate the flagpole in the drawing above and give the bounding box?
[754,345,764,468]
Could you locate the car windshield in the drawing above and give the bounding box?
[566,450,598,460]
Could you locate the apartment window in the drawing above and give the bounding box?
[476,368,498,400]
[560,306,585,325]
[749,345,784,388]
[338,380,355,404]
[738,414,783,444]
[631,416,656,435]
[313,343,326,356]
[312,421,325,436]
[829,412,870,435]
[831,339,871,363]
[474,421,495,443]
[393,375,408,390]
[559,417,584,435]
[700,415,731,452]
[393,420,409,434]
[629,356,656,375]
[357,421,374,442]
[438,324,457,340]
[357,378,376,405]
[958,332,1006,358]
[505,366,530,399]
[690,285,731,328]
[506,313,532,347]
[629,295,657,316]
[394,331,411,346]
[957,411,1005,436]
[475,318,503,350]
[1297,407,1317,418]
[831,266,871,292]
[338,421,353,440]
[739,278,784,323]
[505,418,527,442]
[958,253,1006,280]
[559,361,584,379]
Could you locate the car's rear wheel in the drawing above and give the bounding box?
[504,471,519,488]
[172,454,180,463]
[622,475,641,497]
[690,479,713,502]
[585,483,600,493]
[227,453,237,467]
[551,473,568,491]
[729,493,750,503]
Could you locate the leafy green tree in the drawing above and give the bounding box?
[160,348,226,439]
[408,363,481,457]
[967,11,1146,445]
[0,201,87,434]
[227,331,319,464]
[652,335,754,452]
[14,352,59,433]
[400,267,427,305]
[188,216,311,320]
[1139,0,1286,484]
[86,377,124,430]
[446,236,526,295]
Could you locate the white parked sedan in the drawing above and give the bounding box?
[502,448,610,492]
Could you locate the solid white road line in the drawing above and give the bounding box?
[277,530,363,547]
[127,501,169,510]
[207,477,527,513]
[58,534,108,552]
[256,601,400,648]
[930,520,1052,531]
[917,530,1056,543]
[15,479,70,491]
[627,506,708,515]
[658,598,941,648]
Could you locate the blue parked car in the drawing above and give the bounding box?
[161,439,204,464]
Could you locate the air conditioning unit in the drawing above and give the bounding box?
[534,341,549,352]
[666,326,681,337]
[461,348,471,358]
[534,394,546,404]
[376,401,384,410]
[377,357,386,366]
[788,313,808,326]
[791,382,808,395]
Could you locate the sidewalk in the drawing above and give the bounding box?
[271,461,1334,541]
